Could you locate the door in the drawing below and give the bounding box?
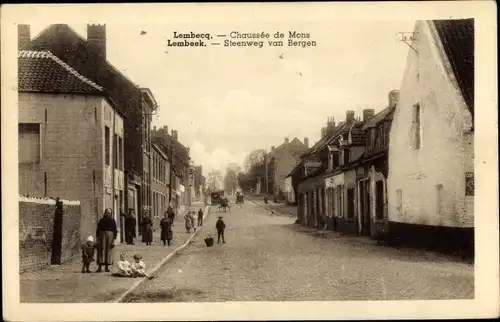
[360,180,371,236]
[51,200,63,265]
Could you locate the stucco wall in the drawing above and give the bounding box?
[387,21,474,228]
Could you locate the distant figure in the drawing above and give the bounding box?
[142,211,153,246]
[167,205,175,224]
[124,209,137,245]
[197,208,204,226]
[96,208,117,273]
[184,212,193,233]
[264,196,268,204]
[215,216,226,244]
[81,235,95,273]
[160,212,173,246]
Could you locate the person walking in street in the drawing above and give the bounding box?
[215,216,226,244]
[142,211,153,246]
[95,208,117,273]
[124,209,137,245]
[167,205,175,223]
[190,211,196,232]
[160,212,173,246]
[81,235,95,273]
[197,208,204,227]
[184,211,193,233]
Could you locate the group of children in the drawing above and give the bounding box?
[80,235,154,280]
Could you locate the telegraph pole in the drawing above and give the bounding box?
[168,145,174,205]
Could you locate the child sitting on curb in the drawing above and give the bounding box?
[131,254,155,280]
[114,253,132,277]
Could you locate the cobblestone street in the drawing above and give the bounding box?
[124,198,474,302]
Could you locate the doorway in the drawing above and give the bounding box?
[359,180,371,236]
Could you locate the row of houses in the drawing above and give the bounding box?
[284,19,474,256]
[18,24,206,244]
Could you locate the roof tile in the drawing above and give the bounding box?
[18,50,103,94]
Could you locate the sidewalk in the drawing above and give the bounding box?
[248,197,298,218]
[20,203,210,303]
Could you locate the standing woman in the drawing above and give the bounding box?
[124,209,137,245]
[160,212,173,246]
[184,211,192,233]
[96,208,117,273]
[142,211,153,246]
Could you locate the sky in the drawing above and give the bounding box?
[30,20,415,176]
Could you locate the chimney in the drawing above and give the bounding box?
[171,130,178,140]
[346,110,355,123]
[388,90,400,108]
[326,116,335,134]
[284,137,289,144]
[162,125,168,134]
[153,126,157,132]
[363,109,375,122]
[321,127,327,138]
[18,24,30,49]
[304,137,309,148]
[87,24,106,59]
[271,146,275,151]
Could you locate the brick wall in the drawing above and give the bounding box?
[19,197,82,273]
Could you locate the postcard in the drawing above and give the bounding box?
[1,2,498,321]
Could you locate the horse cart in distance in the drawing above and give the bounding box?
[211,190,230,212]
[236,193,244,204]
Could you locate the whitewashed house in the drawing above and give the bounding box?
[387,19,474,256]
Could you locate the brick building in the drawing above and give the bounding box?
[267,137,309,199]
[151,126,191,211]
[19,24,157,233]
[18,50,125,242]
[151,142,170,228]
[387,19,474,256]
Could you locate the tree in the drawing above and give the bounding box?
[243,149,266,173]
[224,168,239,194]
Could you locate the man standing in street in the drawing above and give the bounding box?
[197,208,204,227]
[215,216,226,244]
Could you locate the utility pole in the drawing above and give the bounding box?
[168,145,174,205]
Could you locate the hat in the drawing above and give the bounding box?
[218,216,223,219]
[86,236,94,243]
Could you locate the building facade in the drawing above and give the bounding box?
[387,19,474,255]
[267,137,309,199]
[18,50,125,242]
[151,143,170,228]
[20,23,156,238]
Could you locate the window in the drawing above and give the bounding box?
[19,123,41,163]
[118,137,123,170]
[465,173,474,196]
[413,103,421,149]
[435,184,443,216]
[113,134,118,168]
[347,188,355,218]
[343,149,350,165]
[375,181,384,220]
[105,126,110,166]
[332,152,339,169]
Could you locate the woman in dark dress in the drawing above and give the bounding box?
[160,212,173,246]
[142,211,153,246]
[96,208,117,272]
[124,209,137,245]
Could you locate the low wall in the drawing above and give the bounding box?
[19,196,82,273]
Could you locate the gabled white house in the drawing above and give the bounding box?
[387,19,474,256]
